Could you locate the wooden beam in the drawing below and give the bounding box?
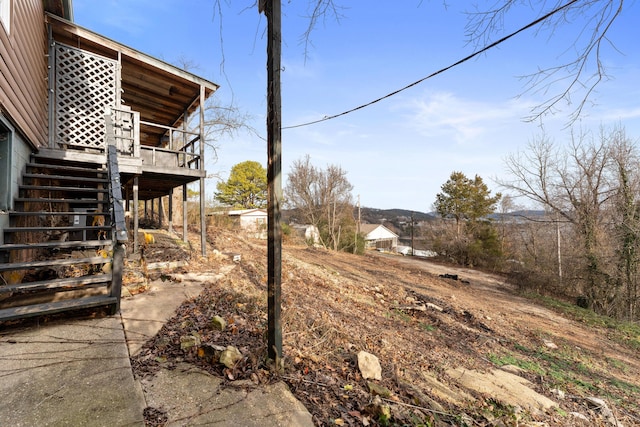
[182,184,188,243]
[168,188,174,234]
[133,177,139,253]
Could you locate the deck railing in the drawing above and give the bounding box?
[105,106,201,171]
[138,120,201,170]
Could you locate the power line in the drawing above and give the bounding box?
[282,0,580,130]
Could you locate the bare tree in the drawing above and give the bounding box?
[499,126,640,319]
[466,0,625,123]
[284,155,354,250]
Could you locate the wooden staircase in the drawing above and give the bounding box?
[0,149,126,322]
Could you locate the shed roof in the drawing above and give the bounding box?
[359,224,399,238]
[228,209,268,216]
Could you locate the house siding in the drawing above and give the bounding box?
[0,0,48,148]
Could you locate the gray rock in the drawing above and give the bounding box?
[180,334,201,350]
[211,315,227,331]
[549,388,565,400]
[584,397,624,427]
[358,351,382,380]
[219,346,243,368]
[367,381,391,397]
[426,302,444,312]
[570,412,590,421]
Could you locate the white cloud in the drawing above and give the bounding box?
[399,91,534,145]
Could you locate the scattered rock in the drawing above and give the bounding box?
[395,304,426,312]
[543,340,558,349]
[439,273,459,280]
[549,388,565,400]
[357,351,382,380]
[426,302,444,312]
[418,371,475,407]
[367,381,391,398]
[583,397,623,427]
[219,346,242,368]
[211,315,227,331]
[570,412,590,422]
[446,367,558,413]
[584,396,607,408]
[179,334,201,350]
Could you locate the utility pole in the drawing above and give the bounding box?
[411,214,415,256]
[556,212,562,278]
[264,0,283,362]
[354,195,360,254]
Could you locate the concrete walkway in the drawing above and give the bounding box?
[0,274,314,427]
[0,316,146,426]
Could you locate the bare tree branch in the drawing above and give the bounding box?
[299,1,346,61]
[466,0,625,124]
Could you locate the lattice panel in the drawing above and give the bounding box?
[54,43,118,150]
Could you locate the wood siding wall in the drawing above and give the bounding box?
[0,1,48,147]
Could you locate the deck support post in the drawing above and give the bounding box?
[182,184,188,243]
[133,177,139,253]
[168,188,174,234]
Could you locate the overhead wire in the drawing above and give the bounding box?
[282,0,580,130]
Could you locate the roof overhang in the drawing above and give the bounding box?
[43,0,74,21]
[45,13,219,147]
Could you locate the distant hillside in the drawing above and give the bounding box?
[282,207,435,227]
[360,207,435,226]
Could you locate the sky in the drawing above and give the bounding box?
[73,0,640,213]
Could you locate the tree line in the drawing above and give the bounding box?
[214,126,640,321]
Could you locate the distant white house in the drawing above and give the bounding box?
[359,224,398,251]
[228,209,267,237]
[290,224,321,245]
[397,245,438,257]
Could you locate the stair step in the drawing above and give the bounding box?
[4,226,110,233]
[26,162,106,175]
[23,173,108,184]
[19,185,108,193]
[0,295,118,322]
[31,150,106,168]
[0,240,111,251]
[0,256,110,272]
[0,274,112,295]
[14,198,107,205]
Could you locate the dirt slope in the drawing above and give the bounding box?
[133,229,640,426]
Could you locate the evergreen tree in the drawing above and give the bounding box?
[434,171,501,236]
[215,161,267,208]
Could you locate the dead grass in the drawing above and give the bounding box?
[133,228,640,426]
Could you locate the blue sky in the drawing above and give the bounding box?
[73,1,640,212]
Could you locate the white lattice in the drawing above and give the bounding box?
[54,43,118,150]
